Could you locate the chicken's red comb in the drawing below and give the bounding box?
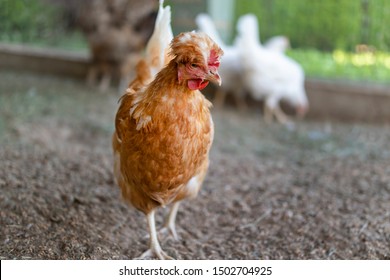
[208,49,221,68]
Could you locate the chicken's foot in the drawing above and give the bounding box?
[264,103,292,125]
[234,93,248,112]
[137,210,174,260]
[159,202,180,241]
[263,104,274,123]
[273,104,291,124]
[213,88,227,109]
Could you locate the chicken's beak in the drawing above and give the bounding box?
[296,104,308,118]
[206,70,222,86]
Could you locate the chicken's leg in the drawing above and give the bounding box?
[159,202,181,240]
[138,210,173,260]
[264,102,291,124]
[233,92,248,112]
[213,88,227,109]
[86,66,98,87]
[273,104,291,124]
[263,103,273,123]
[99,65,112,92]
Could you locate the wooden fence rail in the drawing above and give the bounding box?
[1,43,389,123]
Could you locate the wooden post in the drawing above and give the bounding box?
[207,0,235,43]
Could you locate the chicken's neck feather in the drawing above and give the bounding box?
[149,60,194,96]
[126,59,211,132]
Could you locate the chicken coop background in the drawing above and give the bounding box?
[1,0,389,88]
[2,0,389,49]
[1,0,390,261]
[171,0,390,50]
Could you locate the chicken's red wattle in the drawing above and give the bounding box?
[188,79,209,90]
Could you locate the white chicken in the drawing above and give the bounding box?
[264,35,291,53]
[195,14,247,110]
[196,14,302,119]
[236,14,309,123]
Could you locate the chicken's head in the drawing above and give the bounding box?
[171,31,224,90]
[285,88,309,118]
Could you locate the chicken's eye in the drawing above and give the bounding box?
[191,63,198,68]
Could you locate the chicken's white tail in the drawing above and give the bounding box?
[236,14,260,46]
[195,13,226,48]
[264,36,290,53]
[144,0,173,77]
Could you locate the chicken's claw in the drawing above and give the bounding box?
[138,210,176,260]
[137,248,174,260]
[159,225,180,241]
[157,202,181,241]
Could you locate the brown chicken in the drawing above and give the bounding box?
[70,0,157,91]
[85,24,143,91]
[112,0,223,259]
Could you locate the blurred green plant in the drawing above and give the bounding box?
[0,0,87,50]
[0,0,58,41]
[1,0,389,83]
[287,49,390,84]
[236,0,390,52]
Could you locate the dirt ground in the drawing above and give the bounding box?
[1,70,390,260]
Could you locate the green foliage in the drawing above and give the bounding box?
[236,0,390,51]
[0,0,87,50]
[0,0,56,41]
[366,0,390,51]
[287,49,390,84]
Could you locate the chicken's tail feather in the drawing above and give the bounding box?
[195,14,226,48]
[144,0,174,78]
[236,14,260,46]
